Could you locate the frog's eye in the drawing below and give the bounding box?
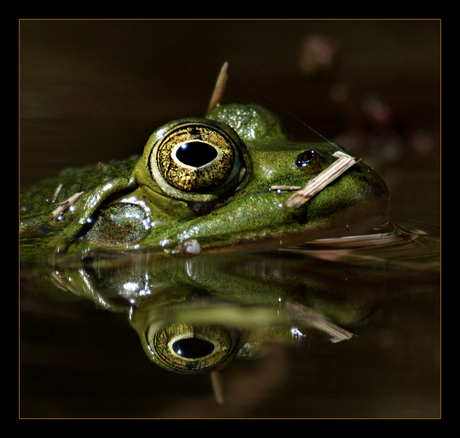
[145,323,240,373]
[148,119,247,201]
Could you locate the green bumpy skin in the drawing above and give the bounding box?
[20,102,389,255]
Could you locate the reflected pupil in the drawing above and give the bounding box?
[172,337,215,359]
[176,142,218,168]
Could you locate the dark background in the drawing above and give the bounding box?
[19,21,439,162]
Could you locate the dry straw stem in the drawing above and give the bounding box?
[207,61,229,113]
[52,191,84,218]
[285,151,358,208]
[270,185,302,191]
[51,183,63,202]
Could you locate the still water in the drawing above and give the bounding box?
[19,19,441,419]
[20,220,440,419]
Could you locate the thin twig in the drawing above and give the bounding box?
[270,185,302,191]
[51,183,63,202]
[207,61,229,113]
[51,191,84,217]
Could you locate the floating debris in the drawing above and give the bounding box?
[171,239,202,255]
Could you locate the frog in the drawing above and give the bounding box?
[20,100,389,256]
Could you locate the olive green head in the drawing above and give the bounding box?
[20,102,389,253]
[127,102,389,250]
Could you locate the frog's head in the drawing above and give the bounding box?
[22,101,389,253]
[102,102,388,250]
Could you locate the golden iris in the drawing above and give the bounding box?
[153,123,234,192]
[147,119,248,202]
[147,323,238,373]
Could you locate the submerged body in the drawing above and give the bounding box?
[20,102,389,255]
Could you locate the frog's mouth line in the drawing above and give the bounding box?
[270,150,359,208]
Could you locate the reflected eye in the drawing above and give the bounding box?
[148,119,247,201]
[146,323,240,373]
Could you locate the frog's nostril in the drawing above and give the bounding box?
[175,142,218,168]
[295,150,318,168]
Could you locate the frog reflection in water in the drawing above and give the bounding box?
[48,251,385,374]
[20,73,389,255]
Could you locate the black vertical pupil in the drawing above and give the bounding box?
[172,337,215,359]
[176,142,218,168]
[295,150,318,168]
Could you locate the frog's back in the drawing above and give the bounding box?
[20,156,139,217]
[20,156,139,252]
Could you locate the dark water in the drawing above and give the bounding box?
[19,19,443,420]
[20,227,440,419]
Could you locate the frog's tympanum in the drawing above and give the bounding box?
[20,101,389,256]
